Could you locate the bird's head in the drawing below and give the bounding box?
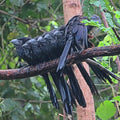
[11,39,22,47]
[91,15,102,24]
[11,37,31,47]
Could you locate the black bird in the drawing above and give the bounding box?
[11,37,59,110]
[11,26,86,114]
[11,35,73,114]
[21,30,84,114]
[11,15,119,115]
[57,15,101,74]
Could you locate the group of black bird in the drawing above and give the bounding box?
[11,15,118,115]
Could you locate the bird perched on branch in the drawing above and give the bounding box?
[11,26,86,114]
[11,15,118,115]
[11,37,60,110]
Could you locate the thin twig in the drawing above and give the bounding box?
[54,1,63,14]
[112,28,120,41]
[98,84,117,93]
[111,85,120,115]
[0,0,6,5]
[110,0,117,11]
[0,10,28,24]
[13,98,62,104]
[99,5,109,28]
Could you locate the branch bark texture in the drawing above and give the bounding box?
[0,45,119,80]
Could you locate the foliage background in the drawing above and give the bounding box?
[0,0,120,119]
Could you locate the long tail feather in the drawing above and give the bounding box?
[57,34,73,74]
[65,66,86,107]
[86,58,120,83]
[76,63,99,95]
[42,74,59,109]
[50,72,72,115]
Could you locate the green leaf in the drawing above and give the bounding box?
[114,11,120,19]
[90,1,100,7]
[104,0,111,11]
[7,32,19,40]
[1,99,18,111]
[113,56,117,61]
[49,21,58,28]
[1,64,7,70]
[9,61,16,69]
[45,25,51,31]
[37,3,48,12]
[102,56,108,61]
[24,103,34,111]
[17,23,28,35]
[11,108,26,120]
[113,96,120,101]
[112,78,118,84]
[96,100,116,120]
[10,0,24,7]
[104,13,114,27]
[103,34,112,45]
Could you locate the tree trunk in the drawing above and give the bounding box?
[62,0,96,119]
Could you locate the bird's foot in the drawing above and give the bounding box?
[19,65,29,73]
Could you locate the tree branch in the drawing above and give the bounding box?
[0,10,28,24]
[13,98,61,104]
[0,45,120,80]
[0,0,6,5]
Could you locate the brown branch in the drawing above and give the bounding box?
[0,9,63,24]
[98,84,118,93]
[0,10,28,24]
[13,98,61,104]
[0,0,6,5]
[0,45,120,80]
[99,5,109,28]
[112,28,120,41]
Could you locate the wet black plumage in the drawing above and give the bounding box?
[11,15,118,115]
[11,37,59,110]
[57,15,101,74]
[64,66,86,107]
[42,74,59,109]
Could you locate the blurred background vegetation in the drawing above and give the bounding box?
[0,0,120,119]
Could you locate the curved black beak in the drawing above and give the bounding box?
[10,39,19,46]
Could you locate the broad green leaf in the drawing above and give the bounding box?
[9,61,16,69]
[90,1,100,7]
[114,11,120,18]
[24,103,34,111]
[96,100,116,120]
[1,64,7,70]
[102,56,108,61]
[104,0,111,11]
[45,25,51,31]
[7,32,19,40]
[113,56,117,61]
[113,96,120,101]
[111,78,118,84]
[104,13,114,27]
